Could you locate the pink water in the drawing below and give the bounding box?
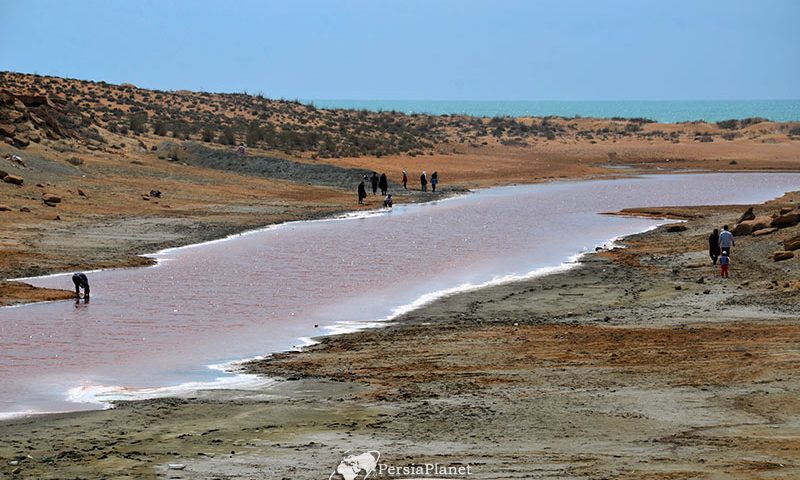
[1,173,799,416]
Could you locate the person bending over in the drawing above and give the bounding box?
[72,272,90,302]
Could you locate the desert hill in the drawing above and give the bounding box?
[1,71,800,305]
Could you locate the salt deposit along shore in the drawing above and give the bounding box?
[1,187,798,479]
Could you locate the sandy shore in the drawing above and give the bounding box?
[1,190,798,479]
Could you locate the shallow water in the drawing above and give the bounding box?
[2,173,799,416]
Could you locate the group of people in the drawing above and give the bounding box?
[358,170,439,207]
[708,225,735,278]
[415,170,438,192]
[358,172,388,205]
[358,170,441,206]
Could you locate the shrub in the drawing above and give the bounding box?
[219,127,236,145]
[128,112,148,134]
[716,119,739,130]
[153,119,167,136]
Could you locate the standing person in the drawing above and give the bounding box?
[357,180,367,205]
[430,171,439,192]
[708,228,720,265]
[379,173,388,196]
[420,171,428,192]
[719,225,735,255]
[719,251,730,278]
[370,172,379,195]
[402,170,408,190]
[72,272,90,303]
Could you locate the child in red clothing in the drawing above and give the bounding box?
[720,251,730,278]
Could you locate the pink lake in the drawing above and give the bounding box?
[1,173,799,417]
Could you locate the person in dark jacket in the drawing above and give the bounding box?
[370,172,379,195]
[72,272,90,303]
[378,173,388,196]
[708,228,720,265]
[420,171,428,192]
[358,181,367,205]
[402,170,408,190]
[430,171,439,192]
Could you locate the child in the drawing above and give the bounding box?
[719,250,730,278]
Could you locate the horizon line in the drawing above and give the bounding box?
[3,70,798,104]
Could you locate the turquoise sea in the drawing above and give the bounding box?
[305,99,800,124]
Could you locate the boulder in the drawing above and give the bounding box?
[0,123,15,137]
[752,227,778,237]
[12,135,30,148]
[77,188,86,197]
[6,109,24,123]
[29,113,44,126]
[784,235,800,252]
[28,132,41,143]
[0,205,11,211]
[773,251,795,262]
[732,216,772,235]
[737,207,755,223]
[771,213,800,229]
[0,169,7,178]
[2,174,23,185]
[666,224,687,232]
[780,207,795,215]
[15,94,49,107]
[41,194,61,204]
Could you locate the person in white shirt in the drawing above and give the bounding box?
[719,225,735,255]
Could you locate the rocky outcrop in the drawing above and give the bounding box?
[0,88,92,149]
[771,213,800,229]
[752,227,778,236]
[2,174,23,185]
[736,207,755,223]
[731,216,772,235]
[783,235,800,252]
[773,251,795,262]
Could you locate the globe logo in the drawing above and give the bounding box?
[329,450,381,480]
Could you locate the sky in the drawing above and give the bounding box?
[1,0,798,100]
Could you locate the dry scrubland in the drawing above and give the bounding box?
[1,72,800,478]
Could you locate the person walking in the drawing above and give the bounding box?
[379,173,388,196]
[708,228,720,265]
[402,170,408,190]
[430,171,439,192]
[357,180,367,205]
[719,251,730,278]
[719,225,735,255]
[370,172,379,195]
[420,171,428,192]
[72,272,90,303]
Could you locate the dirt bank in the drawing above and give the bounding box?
[1,191,798,479]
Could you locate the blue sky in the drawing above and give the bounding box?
[1,0,798,100]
